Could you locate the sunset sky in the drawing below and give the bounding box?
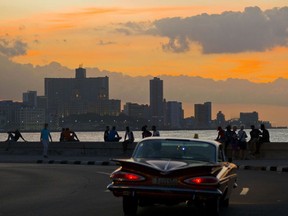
[1,0,288,126]
[1,0,288,82]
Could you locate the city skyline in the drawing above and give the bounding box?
[1,1,288,126]
[0,69,272,131]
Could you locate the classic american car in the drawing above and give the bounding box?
[107,137,237,215]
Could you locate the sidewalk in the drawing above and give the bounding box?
[0,155,288,172]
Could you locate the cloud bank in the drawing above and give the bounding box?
[117,6,288,54]
[0,37,28,57]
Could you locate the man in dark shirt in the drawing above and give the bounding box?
[5,129,27,142]
[255,124,270,154]
[248,125,261,154]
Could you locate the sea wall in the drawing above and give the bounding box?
[0,141,287,160]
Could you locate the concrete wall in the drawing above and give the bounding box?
[0,141,137,158]
[0,141,287,160]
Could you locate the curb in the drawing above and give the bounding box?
[36,159,117,166]
[237,165,288,172]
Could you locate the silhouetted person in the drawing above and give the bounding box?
[122,126,135,152]
[255,124,270,155]
[224,125,232,157]
[60,128,65,142]
[40,123,52,158]
[5,129,27,142]
[249,125,261,155]
[142,125,152,138]
[104,126,110,142]
[152,125,160,136]
[108,126,122,142]
[69,130,80,141]
[216,126,225,144]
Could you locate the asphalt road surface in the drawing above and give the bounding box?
[0,164,287,216]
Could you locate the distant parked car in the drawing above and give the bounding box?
[107,137,238,215]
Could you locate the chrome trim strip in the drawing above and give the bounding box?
[107,184,222,196]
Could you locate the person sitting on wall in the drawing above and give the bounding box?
[122,126,134,152]
[5,129,27,142]
[62,128,80,142]
[104,126,110,142]
[69,130,80,142]
[108,126,122,142]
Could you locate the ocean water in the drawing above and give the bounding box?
[0,129,287,143]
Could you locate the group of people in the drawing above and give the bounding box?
[103,125,160,152]
[216,124,270,160]
[59,128,80,142]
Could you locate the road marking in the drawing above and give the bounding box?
[96,171,111,176]
[240,187,249,195]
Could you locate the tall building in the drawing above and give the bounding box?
[165,101,184,129]
[23,91,37,107]
[240,111,259,127]
[149,77,164,126]
[45,67,119,118]
[216,111,226,127]
[194,102,212,129]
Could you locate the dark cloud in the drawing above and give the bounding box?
[119,6,288,54]
[0,37,28,57]
[156,6,288,53]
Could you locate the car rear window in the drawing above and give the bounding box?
[133,139,216,162]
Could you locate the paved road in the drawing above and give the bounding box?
[0,164,287,216]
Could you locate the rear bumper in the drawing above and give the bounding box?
[107,183,222,198]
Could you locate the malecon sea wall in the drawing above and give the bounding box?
[0,141,287,160]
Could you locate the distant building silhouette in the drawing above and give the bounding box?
[23,91,37,107]
[165,101,184,129]
[216,111,226,127]
[45,67,121,124]
[150,77,164,126]
[194,102,212,129]
[123,102,150,120]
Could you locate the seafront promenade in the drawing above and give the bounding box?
[0,141,288,172]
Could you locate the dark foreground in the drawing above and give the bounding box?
[0,164,287,216]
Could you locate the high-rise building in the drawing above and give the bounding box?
[194,102,212,129]
[165,101,184,129]
[149,77,164,126]
[23,91,37,107]
[240,111,259,127]
[45,67,118,118]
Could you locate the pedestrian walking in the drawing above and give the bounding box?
[40,123,52,158]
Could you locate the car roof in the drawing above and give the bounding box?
[139,137,221,148]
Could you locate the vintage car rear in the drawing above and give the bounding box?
[107,137,237,216]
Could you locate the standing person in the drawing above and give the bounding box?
[215,126,225,144]
[104,126,110,142]
[238,125,248,160]
[141,125,152,138]
[40,123,52,158]
[122,126,135,152]
[224,125,232,158]
[231,126,239,160]
[248,125,261,155]
[152,125,160,136]
[108,126,122,142]
[256,124,270,155]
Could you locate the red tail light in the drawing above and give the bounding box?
[184,176,219,185]
[110,171,145,182]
